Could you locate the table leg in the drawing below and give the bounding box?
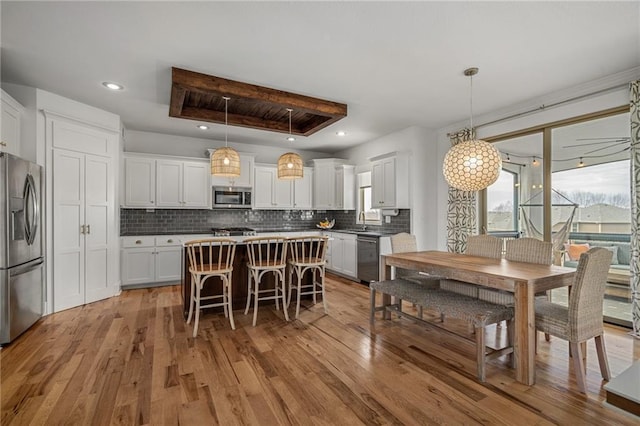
[514,281,535,385]
[380,255,392,320]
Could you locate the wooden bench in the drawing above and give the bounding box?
[370,279,514,381]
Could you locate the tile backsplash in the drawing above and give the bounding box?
[120,208,410,235]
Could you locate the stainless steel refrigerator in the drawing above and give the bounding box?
[0,153,43,345]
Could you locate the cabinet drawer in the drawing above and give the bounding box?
[155,235,182,247]
[121,236,155,248]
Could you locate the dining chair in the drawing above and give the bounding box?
[389,233,440,318]
[244,236,290,326]
[185,238,237,337]
[478,238,552,304]
[440,234,503,297]
[534,247,613,393]
[478,238,553,339]
[287,236,329,319]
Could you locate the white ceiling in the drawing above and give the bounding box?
[2,1,639,153]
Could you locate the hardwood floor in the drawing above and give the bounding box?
[2,274,639,425]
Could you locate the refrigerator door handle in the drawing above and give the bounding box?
[10,258,44,276]
[23,174,38,246]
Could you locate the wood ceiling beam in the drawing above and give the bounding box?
[169,67,347,136]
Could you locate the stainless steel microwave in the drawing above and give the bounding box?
[212,187,252,208]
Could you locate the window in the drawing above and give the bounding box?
[486,169,519,235]
[357,172,381,225]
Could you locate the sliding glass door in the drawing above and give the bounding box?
[482,108,632,327]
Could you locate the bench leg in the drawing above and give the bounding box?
[370,288,376,326]
[475,325,486,382]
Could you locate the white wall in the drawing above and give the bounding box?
[435,68,639,250]
[335,126,440,250]
[124,129,333,164]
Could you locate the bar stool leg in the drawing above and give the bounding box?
[274,271,280,311]
[244,268,253,315]
[193,281,202,338]
[226,275,236,330]
[187,274,196,324]
[320,268,328,314]
[281,271,290,322]
[295,270,303,319]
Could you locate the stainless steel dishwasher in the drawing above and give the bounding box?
[357,236,379,283]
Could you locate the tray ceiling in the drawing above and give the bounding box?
[169,67,347,137]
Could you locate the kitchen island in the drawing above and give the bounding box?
[180,231,322,319]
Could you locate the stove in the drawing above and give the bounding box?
[211,227,257,237]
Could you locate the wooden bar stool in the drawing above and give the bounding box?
[244,236,290,326]
[185,238,237,337]
[287,236,329,319]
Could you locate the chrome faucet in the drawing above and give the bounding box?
[359,211,367,231]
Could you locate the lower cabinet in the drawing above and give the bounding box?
[121,235,189,287]
[324,231,357,279]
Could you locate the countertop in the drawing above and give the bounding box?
[121,229,394,237]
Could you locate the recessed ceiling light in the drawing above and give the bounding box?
[286,136,296,142]
[197,125,209,130]
[336,131,347,137]
[102,81,123,91]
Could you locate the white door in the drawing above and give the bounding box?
[84,154,113,303]
[53,150,113,311]
[156,160,182,207]
[155,246,182,282]
[371,160,385,207]
[293,168,313,209]
[121,248,155,285]
[381,157,396,207]
[183,161,210,208]
[331,236,344,273]
[53,150,85,311]
[253,166,276,208]
[342,236,358,278]
[124,157,155,207]
[274,177,293,208]
[313,165,335,209]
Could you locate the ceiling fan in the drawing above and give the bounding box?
[562,137,630,149]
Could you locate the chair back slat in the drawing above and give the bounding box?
[288,235,328,265]
[465,235,502,259]
[505,238,552,265]
[244,236,288,268]
[184,238,236,273]
[568,247,612,340]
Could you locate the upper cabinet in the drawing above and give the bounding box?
[253,165,313,210]
[209,151,255,188]
[124,156,156,207]
[1,89,24,156]
[293,167,313,210]
[371,152,409,209]
[123,153,210,209]
[311,159,355,210]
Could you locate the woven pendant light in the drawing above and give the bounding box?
[277,108,303,179]
[443,68,501,191]
[211,96,241,177]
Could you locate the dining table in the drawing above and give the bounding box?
[379,250,576,386]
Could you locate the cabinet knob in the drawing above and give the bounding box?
[150,201,154,204]
[0,142,7,147]
[167,239,173,243]
[135,240,142,244]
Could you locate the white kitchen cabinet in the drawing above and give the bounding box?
[156,159,210,208]
[124,157,156,207]
[123,154,210,209]
[371,153,409,209]
[53,149,115,311]
[253,164,294,209]
[210,152,255,188]
[335,165,356,210]
[324,231,357,279]
[1,89,24,156]
[311,159,355,210]
[121,235,183,287]
[293,167,313,209]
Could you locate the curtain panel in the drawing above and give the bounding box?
[630,80,640,338]
[446,129,477,253]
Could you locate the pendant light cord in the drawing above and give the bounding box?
[223,96,230,147]
[469,74,474,131]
